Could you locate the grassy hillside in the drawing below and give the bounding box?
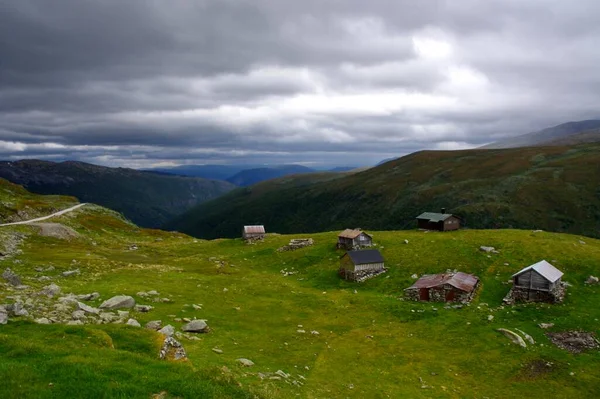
[167,144,600,240]
[483,119,600,149]
[1,186,600,397]
[0,160,235,228]
[226,165,316,187]
[0,178,78,223]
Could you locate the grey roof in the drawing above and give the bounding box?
[512,260,563,283]
[416,212,454,222]
[343,249,384,265]
[243,225,265,234]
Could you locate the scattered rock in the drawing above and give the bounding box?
[411,274,419,279]
[99,312,116,322]
[72,310,86,320]
[40,284,61,297]
[237,358,254,367]
[145,320,162,330]
[99,295,135,310]
[297,329,306,333]
[77,292,100,301]
[479,246,499,254]
[532,229,544,233]
[539,323,554,329]
[11,302,29,317]
[134,304,153,313]
[117,310,130,318]
[35,317,51,324]
[579,240,586,245]
[62,269,80,277]
[212,348,223,354]
[126,318,141,327]
[585,276,599,285]
[159,336,187,360]
[0,309,8,325]
[497,328,527,348]
[67,320,83,325]
[77,302,100,315]
[311,330,320,335]
[181,319,209,333]
[487,315,494,321]
[158,325,175,337]
[2,268,22,286]
[404,239,409,244]
[546,331,600,353]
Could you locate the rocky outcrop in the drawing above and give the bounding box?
[237,358,255,367]
[159,337,187,360]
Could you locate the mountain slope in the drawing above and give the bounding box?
[225,165,315,186]
[144,164,260,180]
[0,160,235,228]
[483,119,600,149]
[167,144,600,239]
[3,182,600,398]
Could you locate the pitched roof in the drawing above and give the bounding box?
[416,212,455,222]
[343,249,384,265]
[243,225,265,234]
[407,272,479,292]
[512,260,563,283]
[338,229,371,239]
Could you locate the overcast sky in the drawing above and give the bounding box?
[1,0,599,168]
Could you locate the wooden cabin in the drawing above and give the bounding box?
[339,249,385,282]
[506,260,565,303]
[337,229,373,250]
[242,225,265,241]
[404,272,479,303]
[416,208,461,231]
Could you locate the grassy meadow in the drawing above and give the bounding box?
[1,202,600,398]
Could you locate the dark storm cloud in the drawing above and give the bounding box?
[1,0,599,168]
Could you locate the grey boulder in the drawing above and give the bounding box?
[99,295,135,310]
[158,325,175,337]
[181,319,209,333]
[2,268,21,286]
[40,283,61,297]
[126,318,141,327]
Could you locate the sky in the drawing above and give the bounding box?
[1,0,599,168]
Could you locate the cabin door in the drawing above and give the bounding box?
[445,290,455,302]
[419,289,429,301]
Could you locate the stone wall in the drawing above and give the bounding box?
[404,283,477,303]
[503,282,566,304]
[339,267,387,282]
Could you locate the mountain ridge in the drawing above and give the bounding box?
[0,159,235,228]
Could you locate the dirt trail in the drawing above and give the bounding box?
[0,203,87,227]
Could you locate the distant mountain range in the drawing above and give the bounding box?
[225,165,315,186]
[482,119,600,149]
[145,164,360,186]
[167,143,600,239]
[0,160,235,228]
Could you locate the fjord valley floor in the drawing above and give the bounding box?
[1,186,600,398]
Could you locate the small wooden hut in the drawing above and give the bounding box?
[242,225,265,241]
[505,260,565,303]
[416,208,461,231]
[404,272,479,303]
[339,249,385,282]
[337,229,373,250]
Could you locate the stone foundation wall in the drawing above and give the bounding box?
[339,267,387,282]
[503,283,566,304]
[404,284,476,303]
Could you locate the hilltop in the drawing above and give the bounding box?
[0,160,235,228]
[166,143,600,239]
[1,184,600,398]
[483,119,600,149]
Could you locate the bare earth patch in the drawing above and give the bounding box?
[546,331,600,353]
[31,223,80,240]
[518,359,556,380]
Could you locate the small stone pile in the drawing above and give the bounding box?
[159,337,187,360]
[546,331,600,353]
[277,238,314,252]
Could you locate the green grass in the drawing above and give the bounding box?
[168,143,600,239]
[2,198,600,398]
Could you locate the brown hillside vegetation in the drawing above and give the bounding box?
[167,144,600,239]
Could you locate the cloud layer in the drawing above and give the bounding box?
[1,0,599,167]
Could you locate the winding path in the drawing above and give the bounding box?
[0,203,88,227]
